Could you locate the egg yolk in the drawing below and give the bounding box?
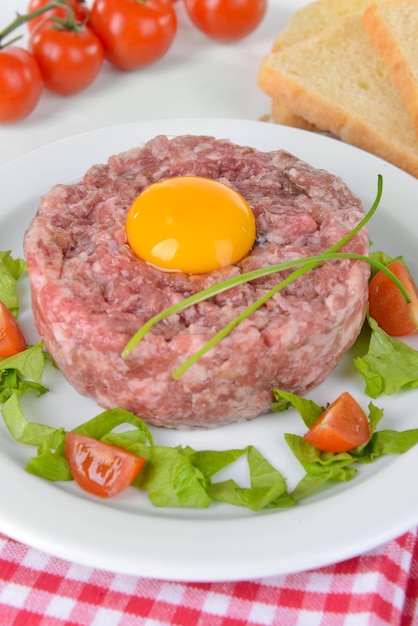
[125,176,256,274]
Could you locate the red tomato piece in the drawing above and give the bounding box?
[0,301,27,357]
[65,433,146,498]
[0,47,43,123]
[183,0,267,43]
[89,0,177,70]
[368,260,418,336]
[303,392,371,453]
[29,21,104,95]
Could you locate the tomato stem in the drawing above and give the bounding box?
[0,0,77,48]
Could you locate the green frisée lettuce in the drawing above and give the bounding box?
[270,389,324,428]
[207,446,296,510]
[272,389,418,501]
[4,386,418,508]
[285,425,418,502]
[2,393,295,509]
[0,250,26,316]
[0,343,49,402]
[355,312,418,398]
[2,393,69,482]
[0,251,50,400]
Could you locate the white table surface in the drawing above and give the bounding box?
[0,0,307,166]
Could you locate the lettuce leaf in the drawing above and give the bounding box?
[351,429,418,463]
[2,395,293,510]
[26,441,72,482]
[285,434,358,501]
[3,384,418,510]
[0,342,49,402]
[0,250,26,316]
[368,250,401,278]
[354,317,418,398]
[2,391,63,448]
[273,391,418,501]
[0,251,50,401]
[73,406,154,445]
[208,446,295,510]
[271,389,324,427]
[135,445,212,508]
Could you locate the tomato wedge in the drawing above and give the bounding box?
[303,392,371,453]
[65,433,146,498]
[368,260,418,336]
[0,301,27,357]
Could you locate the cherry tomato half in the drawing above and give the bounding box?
[0,47,43,123]
[303,392,371,453]
[27,0,90,33]
[89,0,177,70]
[0,301,27,357]
[183,0,267,42]
[29,21,104,95]
[65,432,146,498]
[368,260,418,336]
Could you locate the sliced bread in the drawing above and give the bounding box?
[270,0,385,129]
[271,99,317,130]
[273,0,381,51]
[363,0,418,138]
[258,14,418,177]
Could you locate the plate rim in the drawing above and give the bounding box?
[1,117,418,582]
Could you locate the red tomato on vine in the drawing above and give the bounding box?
[0,47,43,122]
[27,0,90,33]
[183,0,267,42]
[89,0,177,71]
[29,21,104,95]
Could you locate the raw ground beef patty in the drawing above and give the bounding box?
[24,135,370,429]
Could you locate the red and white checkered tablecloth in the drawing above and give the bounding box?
[0,529,417,625]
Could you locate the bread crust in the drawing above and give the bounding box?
[269,0,391,135]
[363,0,418,139]
[258,14,418,177]
[271,99,318,131]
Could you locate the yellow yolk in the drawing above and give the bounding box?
[126,176,256,274]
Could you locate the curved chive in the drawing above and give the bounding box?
[172,251,408,378]
[123,175,394,377]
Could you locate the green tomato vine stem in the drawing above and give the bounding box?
[0,0,79,49]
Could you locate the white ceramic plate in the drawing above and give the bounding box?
[1,119,418,582]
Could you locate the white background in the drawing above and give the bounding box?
[0,0,307,165]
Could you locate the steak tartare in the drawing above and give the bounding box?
[24,135,369,429]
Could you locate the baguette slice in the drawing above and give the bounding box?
[271,0,385,129]
[363,0,418,138]
[258,14,418,177]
